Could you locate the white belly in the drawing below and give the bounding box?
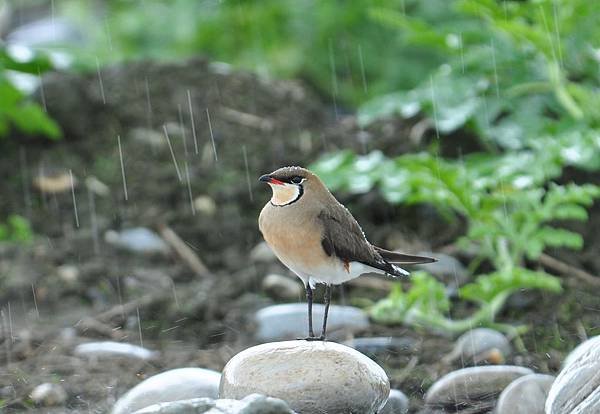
[282,257,384,288]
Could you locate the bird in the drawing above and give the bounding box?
[258,166,436,340]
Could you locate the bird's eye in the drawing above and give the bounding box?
[290,176,303,184]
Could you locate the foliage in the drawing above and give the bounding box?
[311,150,600,334]
[62,0,459,105]
[359,0,600,168]
[0,46,61,139]
[0,215,33,244]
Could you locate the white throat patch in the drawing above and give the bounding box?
[269,183,302,206]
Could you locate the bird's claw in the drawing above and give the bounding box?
[298,335,326,341]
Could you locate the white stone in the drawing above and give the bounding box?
[380,389,409,414]
[133,394,294,414]
[425,365,533,407]
[220,340,389,414]
[255,303,369,341]
[495,373,554,414]
[30,383,67,406]
[546,336,600,414]
[445,328,511,365]
[75,341,159,361]
[105,228,169,255]
[112,368,221,414]
[249,242,277,263]
[262,274,303,300]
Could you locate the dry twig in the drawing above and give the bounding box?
[158,224,211,277]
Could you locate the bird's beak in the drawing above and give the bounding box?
[259,174,284,185]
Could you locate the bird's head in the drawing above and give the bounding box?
[259,166,323,206]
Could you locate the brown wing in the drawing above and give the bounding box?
[318,204,405,277]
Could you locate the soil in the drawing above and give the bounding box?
[0,57,599,413]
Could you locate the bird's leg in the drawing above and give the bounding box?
[319,284,332,340]
[305,283,316,339]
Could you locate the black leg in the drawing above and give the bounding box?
[320,284,332,340]
[305,283,315,338]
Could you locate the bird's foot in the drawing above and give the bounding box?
[299,335,326,341]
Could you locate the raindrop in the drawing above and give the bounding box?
[117,135,128,200]
[242,145,253,202]
[162,125,183,182]
[95,57,106,104]
[187,90,199,155]
[206,108,218,162]
[70,169,79,228]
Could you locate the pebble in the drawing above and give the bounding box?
[424,365,533,408]
[444,328,511,365]
[380,389,409,414]
[262,274,303,300]
[30,383,68,406]
[193,196,217,216]
[112,368,221,414]
[56,264,79,284]
[133,394,294,414]
[249,241,277,263]
[255,303,369,341]
[105,228,169,255]
[496,374,555,414]
[416,252,467,285]
[342,337,417,359]
[74,341,159,361]
[220,340,390,414]
[545,335,600,414]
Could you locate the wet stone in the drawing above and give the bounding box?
[444,328,511,366]
[343,337,417,359]
[255,303,369,341]
[262,274,303,301]
[416,252,467,286]
[380,389,409,414]
[105,228,169,255]
[112,368,221,414]
[133,394,294,414]
[74,341,159,361]
[30,383,68,406]
[249,241,277,263]
[220,340,390,414]
[545,335,600,414]
[496,374,555,414]
[424,365,533,409]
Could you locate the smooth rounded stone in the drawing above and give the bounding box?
[105,228,169,255]
[546,336,600,414]
[255,303,369,341]
[220,340,390,414]
[112,368,221,414]
[74,341,159,361]
[380,389,409,414]
[133,394,294,414]
[495,374,554,414]
[30,383,68,406]
[416,252,467,285]
[262,274,303,300]
[444,328,511,365]
[343,337,417,359]
[425,365,533,407]
[249,241,277,263]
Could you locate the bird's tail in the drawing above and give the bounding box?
[374,247,437,265]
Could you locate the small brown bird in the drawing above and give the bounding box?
[258,166,435,340]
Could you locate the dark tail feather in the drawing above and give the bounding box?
[374,246,437,264]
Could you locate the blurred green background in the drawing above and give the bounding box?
[2,0,600,334]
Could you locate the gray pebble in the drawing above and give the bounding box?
[30,383,68,406]
[75,341,159,361]
[416,252,467,285]
[380,389,409,414]
[249,242,277,263]
[220,340,389,414]
[262,274,303,300]
[495,373,555,414]
[444,328,511,366]
[342,337,417,359]
[255,303,369,341]
[133,393,294,414]
[546,336,600,414]
[112,368,221,414]
[425,365,533,408]
[105,228,169,255]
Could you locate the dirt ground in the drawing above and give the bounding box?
[1,58,599,413]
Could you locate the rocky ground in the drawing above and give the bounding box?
[0,58,599,413]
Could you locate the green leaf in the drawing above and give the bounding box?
[460,268,561,303]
